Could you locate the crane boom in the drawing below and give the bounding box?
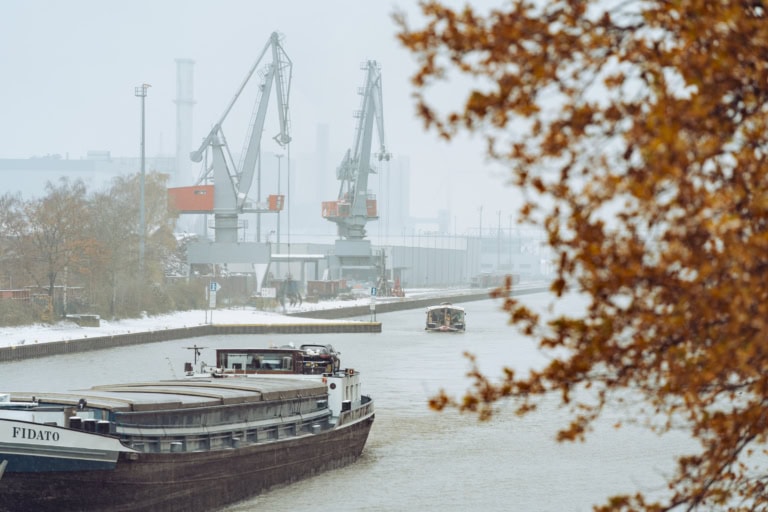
[322,60,390,240]
[238,34,292,205]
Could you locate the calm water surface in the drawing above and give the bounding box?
[1,295,694,511]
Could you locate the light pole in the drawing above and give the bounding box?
[134,83,150,275]
[256,128,266,243]
[286,151,291,272]
[478,205,483,238]
[509,214,513,266]
[275,153,284,277]
[477,205,484,280]
[256,144,262,242]
[497,210,502,271]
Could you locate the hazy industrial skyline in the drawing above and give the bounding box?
[0,0,517,235]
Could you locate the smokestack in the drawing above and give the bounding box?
[174,58,195,188]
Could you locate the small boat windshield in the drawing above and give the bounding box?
[425,304,465,331]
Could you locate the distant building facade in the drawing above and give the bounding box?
[0,152,175,198]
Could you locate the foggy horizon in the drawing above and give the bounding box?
[1,0,518,236]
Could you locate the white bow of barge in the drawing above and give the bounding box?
[0,344,374,512]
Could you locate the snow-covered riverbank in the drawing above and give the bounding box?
[0,286,519,348]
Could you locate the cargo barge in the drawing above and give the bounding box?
[0,344,374,512]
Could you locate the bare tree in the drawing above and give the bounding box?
[19,178,91,316]
[88,172,178,317]
[0,193,24,289]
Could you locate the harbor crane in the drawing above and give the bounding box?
[167,31,291,289]
[170,31,292,244]
[322,60,390,240]
[321,60,390,284]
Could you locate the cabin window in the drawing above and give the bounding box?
[428,309,464,325]
[217,351,295,371]
[222,353,249,370]
[253,353,294,371]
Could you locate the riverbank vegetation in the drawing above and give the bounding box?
[0,173,207,325]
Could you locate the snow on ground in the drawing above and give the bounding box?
[0,300,361,348]
[0,288,479,349]
[0,284,547,349]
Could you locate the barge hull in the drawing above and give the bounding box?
[0,413,374,512]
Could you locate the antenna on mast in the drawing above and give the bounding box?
[184,344,208,365]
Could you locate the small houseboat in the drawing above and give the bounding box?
[425,302,466,332]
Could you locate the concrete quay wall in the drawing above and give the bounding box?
[0,286,549,362]
[289,286,549,320]
[0,322,381,363]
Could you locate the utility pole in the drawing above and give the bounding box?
[134,83,151,275]
[477,205,484,281]
[509,214,513,266]
[286,150,291,272]
[478,205,483,238]
[256,142,262,242]
[497,210,502,270]
[275,153,284,277]
[256,128,266,243]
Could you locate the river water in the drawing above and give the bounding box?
[0,294,696,511]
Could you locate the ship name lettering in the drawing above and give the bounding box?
[11,426,60,442]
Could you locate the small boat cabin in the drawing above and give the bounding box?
[425,303,466,332]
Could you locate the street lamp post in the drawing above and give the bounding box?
[509,214,513,266]
[256,146,262,242]
[478,205,483,238]
[286,151,291,272]
[477,205,484,279]
[497,210,502,271]
[275,153,284,277]
[134,83,151,275]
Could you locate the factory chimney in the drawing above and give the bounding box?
[174,58,195,187]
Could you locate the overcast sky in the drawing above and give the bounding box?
[1,0,519,234]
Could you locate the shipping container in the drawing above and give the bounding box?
[167,186,215,213]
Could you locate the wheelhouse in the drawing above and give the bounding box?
[211,344,341,375]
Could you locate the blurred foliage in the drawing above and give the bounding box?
[397,1,768,510]
[0,298,46,327]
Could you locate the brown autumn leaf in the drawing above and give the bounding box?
[396,1,768,510]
